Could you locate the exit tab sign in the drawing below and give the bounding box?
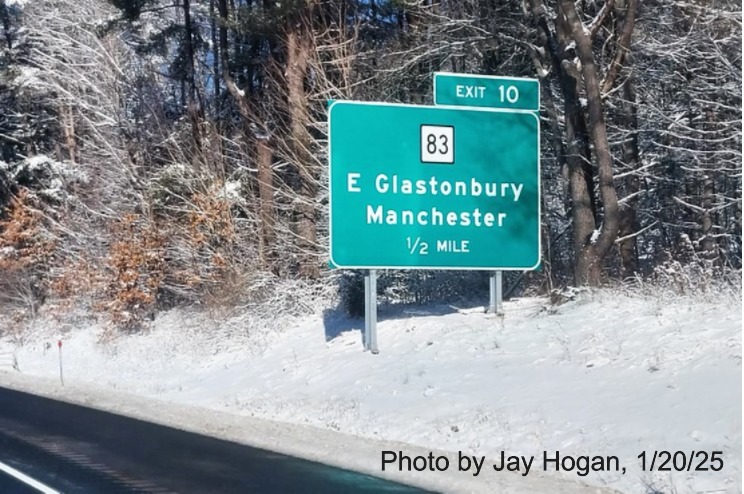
[433,72,540,111]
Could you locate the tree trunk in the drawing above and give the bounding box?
[210,0,220,104]
[0,3,11,50]
[217,0,229,74]
[618,57,640,276]
[561,0,621,285]
[61,104,78,164]
[613,0,641,276]
[183,0,196,99]
[257,137,276,267]
[529,0,599,285]
[701,174,715,257]
[285,25,318,278]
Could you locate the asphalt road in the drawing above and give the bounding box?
[0,387,435,493]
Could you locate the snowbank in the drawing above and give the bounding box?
[0,288,740,493]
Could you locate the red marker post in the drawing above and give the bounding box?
[58,340,64,386]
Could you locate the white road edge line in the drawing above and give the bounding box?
[0,460,61,494]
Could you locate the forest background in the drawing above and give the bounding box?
[0,0,740,332]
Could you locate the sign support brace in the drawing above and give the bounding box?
[489,270,504,315]
[364,270,379,354]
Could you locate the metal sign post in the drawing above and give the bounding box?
[364,270,379,354]
[57,340,64,386]
[489,270,504,315]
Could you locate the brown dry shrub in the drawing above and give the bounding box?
[6,177,257,332]
[100,213,166,332]
[188,190,235,247]
[47,259,101,323]
[177,189,248,307]
[0,189,55,317]
[97,192,243,331]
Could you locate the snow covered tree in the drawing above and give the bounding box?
[0,0,739,325]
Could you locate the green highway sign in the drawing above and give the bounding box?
[433,72,540,111]
[328,101,540,270]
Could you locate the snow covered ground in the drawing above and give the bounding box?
[0,287,740,493]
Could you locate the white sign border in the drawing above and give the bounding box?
[327,100,542,271]
[432,72,541,111]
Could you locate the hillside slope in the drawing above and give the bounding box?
[1,288,740,493]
